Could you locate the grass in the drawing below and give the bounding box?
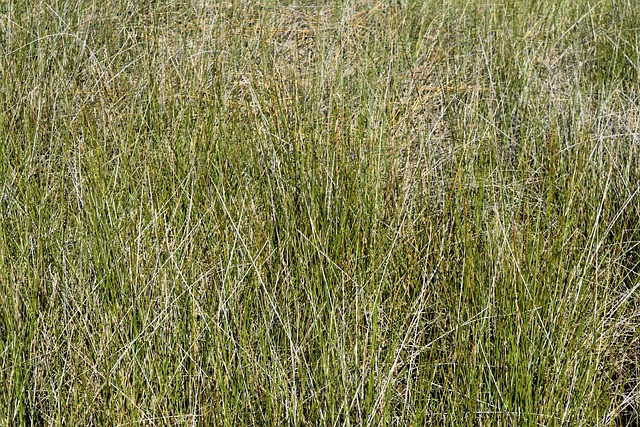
[0,0,639,425]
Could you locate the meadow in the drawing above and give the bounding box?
[0,0,639,425]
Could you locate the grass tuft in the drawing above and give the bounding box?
[1,0,639,425]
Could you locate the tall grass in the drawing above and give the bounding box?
[0,0,639,425]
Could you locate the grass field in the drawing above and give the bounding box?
[1,0,639,425]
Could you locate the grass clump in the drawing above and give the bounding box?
[0,0,639,425]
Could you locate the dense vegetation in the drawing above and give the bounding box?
[1,0,639,425]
